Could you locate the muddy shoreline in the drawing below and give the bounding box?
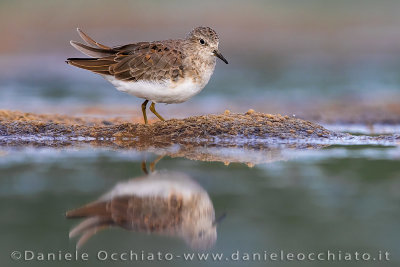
[0,109,335,141]
[1,110,399,164]
[2,110,399,147]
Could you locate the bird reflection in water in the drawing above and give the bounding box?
[66,156,223,250]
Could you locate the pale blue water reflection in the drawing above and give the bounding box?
[0,145,399,266]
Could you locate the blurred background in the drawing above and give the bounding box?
[1,0,400,123]
[1,2,400,267]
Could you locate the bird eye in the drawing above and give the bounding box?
[199,39,205,45]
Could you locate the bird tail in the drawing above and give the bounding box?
[66,201,111,218]
[69,28,114,58]
[66,202,113,249]
[76,28,111,50]
[66,28,117,74]
[65,57,115,75]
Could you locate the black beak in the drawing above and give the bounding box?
[213,50,228,64]
[212,212,227,226]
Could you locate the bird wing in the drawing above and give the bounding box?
[66,194,183,233]
[109,195,183,232]
[67,31,186,83]
[110,42,185,82]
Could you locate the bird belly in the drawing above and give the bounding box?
[103,76,204,104]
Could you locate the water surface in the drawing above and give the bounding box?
[0,144,399,266]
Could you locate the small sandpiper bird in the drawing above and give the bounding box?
[66,27,228,124]
[66,171,219,250]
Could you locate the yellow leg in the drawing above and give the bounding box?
[141,100,149,124]
[141,161,148,174]
[149,102,165,121]
[149,155,164,172]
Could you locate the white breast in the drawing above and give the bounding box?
[103,75,205,104]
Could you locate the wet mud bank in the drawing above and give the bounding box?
[0,110,398,151]
[1,109,334,142]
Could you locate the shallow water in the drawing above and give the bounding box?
[2,1,400,265]
[0,143,399,266]
[1,53,400,266]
